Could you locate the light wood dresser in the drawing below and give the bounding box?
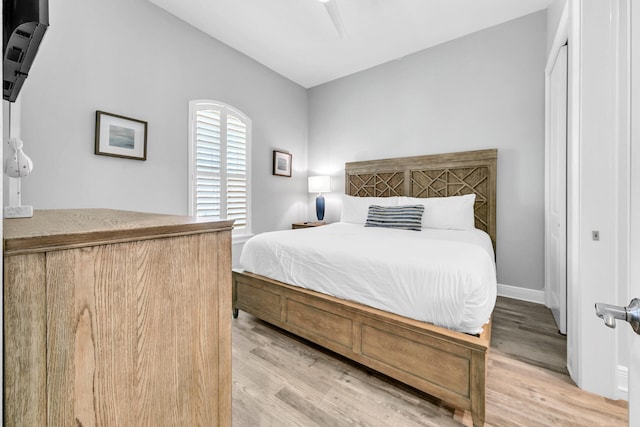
[3,209,234,426]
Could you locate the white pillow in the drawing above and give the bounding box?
[340,195,399,224]
[398,194,476,230]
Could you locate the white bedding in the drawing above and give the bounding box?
[239,222,497,334]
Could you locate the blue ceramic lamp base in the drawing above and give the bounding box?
[315,194,325,221]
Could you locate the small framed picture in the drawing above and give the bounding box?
[273,150,292,177]
[95,111,148,160]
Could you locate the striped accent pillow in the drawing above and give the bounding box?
[364,205,425,231]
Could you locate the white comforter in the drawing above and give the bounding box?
[239,222,497,334]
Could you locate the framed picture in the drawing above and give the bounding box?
[95,111,148,160]
[273,150,292,177]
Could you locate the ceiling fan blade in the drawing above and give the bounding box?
[323,1,346,38]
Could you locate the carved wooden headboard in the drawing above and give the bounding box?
[344,149,497,251]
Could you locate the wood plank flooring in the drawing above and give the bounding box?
[232,297,628,426]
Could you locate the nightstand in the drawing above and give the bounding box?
[292,221,327,229]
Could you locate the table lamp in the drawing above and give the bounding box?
[308,175,331,221]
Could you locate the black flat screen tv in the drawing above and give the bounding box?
[3,0,49,102]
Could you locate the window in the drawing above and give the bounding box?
[189,100,251,238]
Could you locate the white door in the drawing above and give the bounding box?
[627,1,638,424]
[629,238,639,424]
[546,44,568,334]
[628,109,639,426]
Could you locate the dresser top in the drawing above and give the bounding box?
[4,209,234,255]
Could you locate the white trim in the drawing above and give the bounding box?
[616,365,629,400]
[566,0,582,390]
[497,283,545,305]
[546,1,570,74]
[188,102,196,216]
[613,0,632,408]
[629,0,640,420]
[232,233,254,245]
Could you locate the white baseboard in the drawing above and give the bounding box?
[497,283,545,305]
[616,365,629,401]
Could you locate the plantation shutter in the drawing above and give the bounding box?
[195,109,222,218]
[226,113,247,229]
[192,102,250,235]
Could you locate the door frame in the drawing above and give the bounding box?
[546,0,576,381]
[550,0,631,400]
[628,0,639,422]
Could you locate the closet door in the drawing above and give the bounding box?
[546,44,568,334]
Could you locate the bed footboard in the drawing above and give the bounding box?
[232,270,490,427]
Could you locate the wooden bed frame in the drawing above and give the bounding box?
[232,149,497,427]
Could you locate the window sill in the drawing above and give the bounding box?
[232,233,254,245]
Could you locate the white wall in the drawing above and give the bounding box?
[308,11,547,290]
[13,0,308,256]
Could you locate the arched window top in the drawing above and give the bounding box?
[190,100,251,123]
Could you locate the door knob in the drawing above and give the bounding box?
[594,298,640,335]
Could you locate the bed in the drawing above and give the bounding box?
[232,149,497,427]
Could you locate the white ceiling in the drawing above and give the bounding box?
[147,0,551,88]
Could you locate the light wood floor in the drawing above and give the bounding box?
[232,297,628,426]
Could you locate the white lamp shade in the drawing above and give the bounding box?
[308,175,331,193]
